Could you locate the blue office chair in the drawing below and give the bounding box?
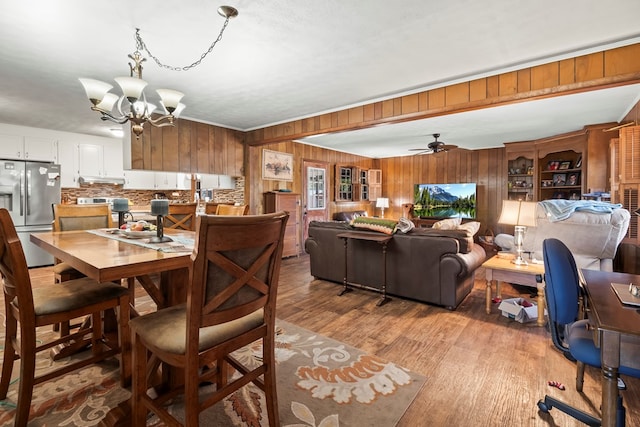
[538,238,640,426]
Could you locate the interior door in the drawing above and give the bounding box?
[302,160,329,243]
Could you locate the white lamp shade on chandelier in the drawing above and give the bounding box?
[79,6,238,139]
[79,74,185,139]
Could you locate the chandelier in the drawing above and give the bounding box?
[79,6,238,139]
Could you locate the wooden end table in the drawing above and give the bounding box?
[482,255,546,326]
[336,231,392,306]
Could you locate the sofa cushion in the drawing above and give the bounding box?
[432,218,462,230]
[333,210,367,222]
[350,216,398,235]
[456,221,480,237]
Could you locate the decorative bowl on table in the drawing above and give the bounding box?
[122,230,157,239]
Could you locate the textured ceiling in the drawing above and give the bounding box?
[1,0,640,158]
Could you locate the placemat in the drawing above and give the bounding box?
[87,229,194,253]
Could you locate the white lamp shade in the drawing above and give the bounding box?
[376,198,389,208]
[78,78,113,104]
[133,101,156,116]
[156,89,184,113]
[95,93,119,112]
[114,76,148,101]
[497,200,537,227]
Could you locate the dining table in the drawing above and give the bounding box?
[30,228,195,310]
[30,227,196,426]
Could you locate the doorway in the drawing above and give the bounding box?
[302,160,329,243]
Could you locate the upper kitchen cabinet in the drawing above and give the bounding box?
[77,141,124,180]
[0,134,57,162]
[124,118,244,176]
[57,139,79,188]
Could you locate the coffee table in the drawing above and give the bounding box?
[482,255,546,326]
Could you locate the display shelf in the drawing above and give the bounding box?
[507,156,534,201]
[538,150,583,200]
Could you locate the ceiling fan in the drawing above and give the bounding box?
[409,133,458,155]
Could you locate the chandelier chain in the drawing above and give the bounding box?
[134,17,231,72]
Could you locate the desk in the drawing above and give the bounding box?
[482,256,546,326]
[582,269,640,427]
[336,231,392,306]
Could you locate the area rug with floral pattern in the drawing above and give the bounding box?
[0,318,425,426]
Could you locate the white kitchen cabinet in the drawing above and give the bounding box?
[123,170,156,189]
[57,139,79,188]
[0,134,57,161]
[176,173,192,190]
[199,174,235,190]
[154,172,176,190]
[77,140,125,179]
[102,140,124,178]
[77,144,103,177]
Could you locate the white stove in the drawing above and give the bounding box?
[76,197,115,205]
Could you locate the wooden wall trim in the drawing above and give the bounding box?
[246,44,640,146]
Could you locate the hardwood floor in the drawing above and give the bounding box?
[27,254,639,426]
[274,255,640,427]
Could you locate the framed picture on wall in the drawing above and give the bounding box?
[262,149,294,181]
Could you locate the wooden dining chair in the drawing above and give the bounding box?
[130,211,289,427]
[215,203,249,215]
[163,203,198,230]
[52,204,115,283]
[0,208,131,426]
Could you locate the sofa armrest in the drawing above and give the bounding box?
[443,244,486,277]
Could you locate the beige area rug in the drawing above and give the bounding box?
[0,313,425,426]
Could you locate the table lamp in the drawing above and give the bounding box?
[150,199,172,243]
[112,198,129,229]
[376,197,389,218]
[497,200,537,265]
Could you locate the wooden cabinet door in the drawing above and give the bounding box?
[619,126,640,183]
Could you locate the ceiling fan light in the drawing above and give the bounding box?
[114,76,148,101]
[156,89,184,113]
[78,78,113,105]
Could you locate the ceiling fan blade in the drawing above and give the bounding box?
[440,144,458,150]
[411,149,433,155]
[409,147,429,151]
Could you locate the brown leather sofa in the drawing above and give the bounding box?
[304,221,486,310]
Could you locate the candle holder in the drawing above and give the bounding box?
[112,198,129,229]
[149,200,172,243]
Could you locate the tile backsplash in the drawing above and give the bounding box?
[62,176,246,206]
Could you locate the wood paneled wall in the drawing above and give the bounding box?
[379,148,507,235]
[247,143,377,217]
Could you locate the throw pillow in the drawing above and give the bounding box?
[396,217,415,234]
[432,218,462,230]
[457,221,481,237]
[350,216,398,235]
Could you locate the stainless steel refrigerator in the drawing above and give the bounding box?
[0,160,61,267]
